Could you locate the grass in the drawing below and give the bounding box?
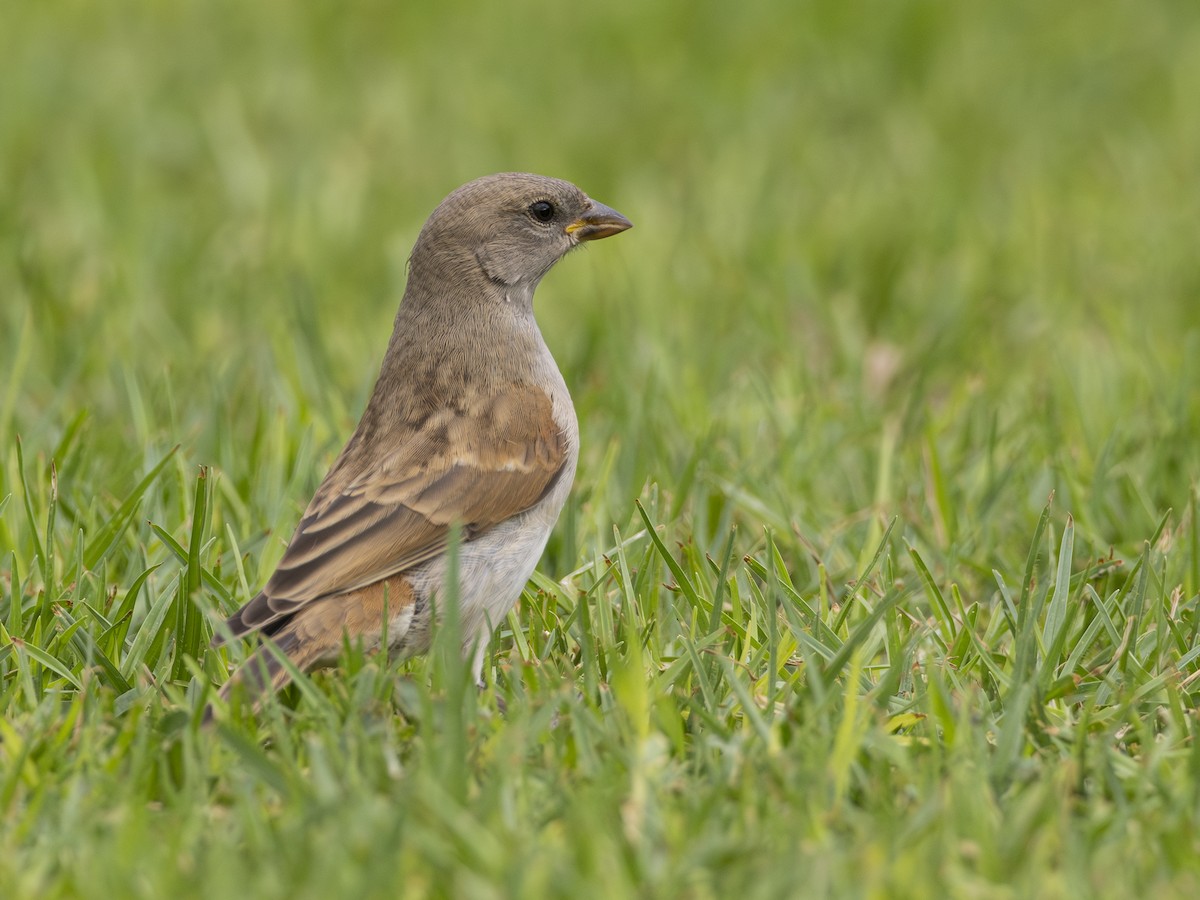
[3,0,1200,896]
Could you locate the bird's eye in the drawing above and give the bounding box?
[528,200,556,223]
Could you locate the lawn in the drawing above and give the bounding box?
[3,1,1200,896]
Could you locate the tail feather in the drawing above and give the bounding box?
[222,634,301,700]
[204,628,321,722]
[211,591,284,648]
[205,575,413,722]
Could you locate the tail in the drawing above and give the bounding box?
[204,624,330,724]
[204,579,409,722]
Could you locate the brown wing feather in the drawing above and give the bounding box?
[221,383,566,639]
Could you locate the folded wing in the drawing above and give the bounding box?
[221,383,567,639]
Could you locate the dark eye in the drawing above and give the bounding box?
[528,200,555,223]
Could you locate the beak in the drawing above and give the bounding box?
[565,200,633,242]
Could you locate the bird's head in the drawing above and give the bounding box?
[410,173,632,291]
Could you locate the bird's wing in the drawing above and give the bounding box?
[225,383,568,637]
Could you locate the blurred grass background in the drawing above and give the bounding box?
[3,0,1200,897]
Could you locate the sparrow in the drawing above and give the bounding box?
[210,173,631,713]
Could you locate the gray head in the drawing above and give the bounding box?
[409,173,632,291]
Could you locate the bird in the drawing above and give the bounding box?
[209,173,631,715]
